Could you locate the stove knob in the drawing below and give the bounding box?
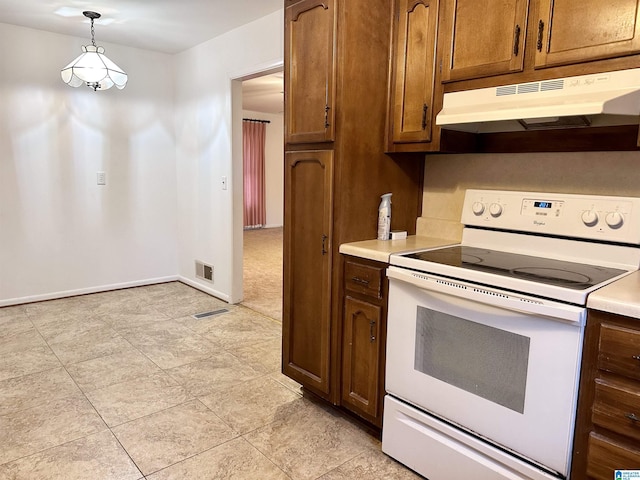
[581,210,599,227]
[489,203,503,217]
[605,211,624,229]
[472,202,485,215]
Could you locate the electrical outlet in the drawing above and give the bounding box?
[97,171,106,185]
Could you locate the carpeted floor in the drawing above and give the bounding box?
[242,227,283,321]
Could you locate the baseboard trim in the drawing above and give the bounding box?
[178,276,231,303]
[0,276,179,307]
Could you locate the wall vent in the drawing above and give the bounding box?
[195,260,214,283]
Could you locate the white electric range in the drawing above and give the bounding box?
[382,189,640,480]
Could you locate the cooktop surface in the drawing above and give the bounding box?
[402,246,627,290]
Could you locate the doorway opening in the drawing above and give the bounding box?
[231,66,284,321]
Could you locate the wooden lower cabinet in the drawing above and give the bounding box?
[282,150,333,395]
[571,310,640,479]
[586,433,640,479]
[340,256,388,427]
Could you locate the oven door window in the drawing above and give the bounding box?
[415,307,530,413]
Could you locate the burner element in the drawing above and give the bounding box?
[510,267,592,287]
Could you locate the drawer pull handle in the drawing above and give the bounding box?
[351,277,370,286]
[633,355,640,361]
[626,413,639,423]
[370,320,376,343]
[625,413,640,423]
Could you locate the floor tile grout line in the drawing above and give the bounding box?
[110,397,244,477]
[108,427,146,478]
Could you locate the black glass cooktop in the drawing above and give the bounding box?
[404,246,627,290]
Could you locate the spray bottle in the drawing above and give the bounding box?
[377,193,392,240]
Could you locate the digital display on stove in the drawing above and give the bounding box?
[534,201,552,208]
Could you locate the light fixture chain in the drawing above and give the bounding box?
[90,18,96,47]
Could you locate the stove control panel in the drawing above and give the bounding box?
[462,190,640,244]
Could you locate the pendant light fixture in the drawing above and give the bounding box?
[61,11,127,91]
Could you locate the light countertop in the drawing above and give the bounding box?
[339,235,457,263]
[587,271,640,319]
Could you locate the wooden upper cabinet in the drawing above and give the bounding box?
[282,150,334,395]
[390,0,439,143]
[534,0,640,68]
[441,0,529,82]
[285,0,337,144]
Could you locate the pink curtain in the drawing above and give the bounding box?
[243,119,267,228]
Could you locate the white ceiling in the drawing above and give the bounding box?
[0,0,285,114]
[0,0,283,54]
[242,72,284,115]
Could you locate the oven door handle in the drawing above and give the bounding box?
[387,266,585,325]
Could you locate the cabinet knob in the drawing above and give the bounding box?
[632,354,640,361]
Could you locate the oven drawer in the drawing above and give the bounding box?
[586,432,640,480]
[592,377,640,442]
[344,260,383,299]
[382,396,559,480]
[597,323,640,381]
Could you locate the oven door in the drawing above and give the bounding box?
[384,266,586,477]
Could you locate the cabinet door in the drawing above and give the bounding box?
[283,150,333,395]
[285,0,336,144]
[535,0,640,68]
[586,433,640,480]
[441,0,529,82]
[341,296,382,420]
[390,0,438,143]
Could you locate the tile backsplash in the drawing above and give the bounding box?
[417,151,640,238]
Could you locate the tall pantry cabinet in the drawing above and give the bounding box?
[282,0,423,420]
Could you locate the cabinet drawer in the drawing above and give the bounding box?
[598,323,640,381]
[344,260,383,299]
[593,377,640,442]
[586,432,640,480]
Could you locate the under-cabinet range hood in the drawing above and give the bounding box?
[436,68,640,133]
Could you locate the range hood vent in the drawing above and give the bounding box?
[436,69,640,133]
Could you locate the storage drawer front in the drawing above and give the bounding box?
[586,432,640,480]
[344,261,383,299]
[598,323,640,381]
[592,377,640,442]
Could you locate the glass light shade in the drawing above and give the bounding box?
[61,45,127,91]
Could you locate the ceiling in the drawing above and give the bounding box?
[0,0,283,54]
[0,0,285,114]
[242,73,284,115]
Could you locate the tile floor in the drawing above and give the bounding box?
[0,282,422,479]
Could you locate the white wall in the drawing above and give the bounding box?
[241,110,284,228]
[174,11,284,302]
[0,23,178,306]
